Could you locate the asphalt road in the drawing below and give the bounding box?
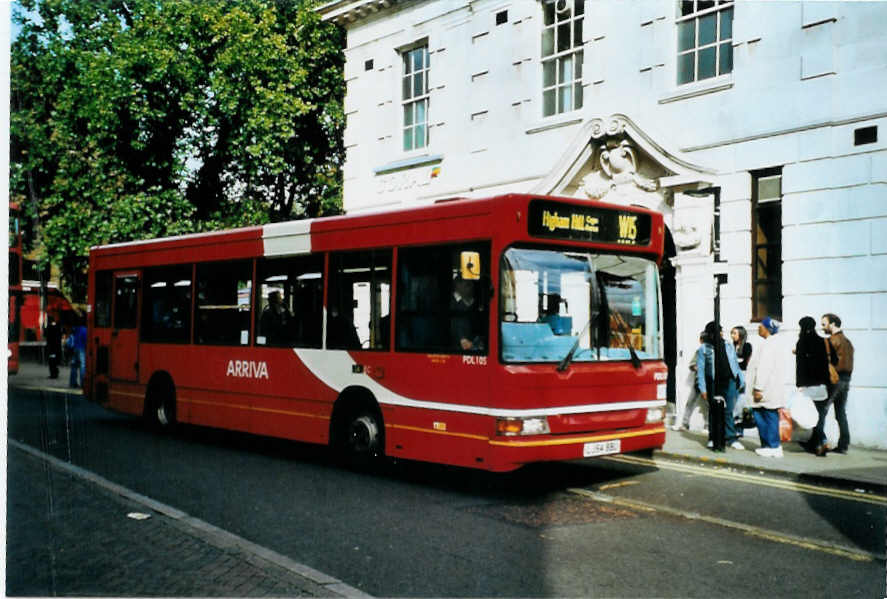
[7,386,886,597]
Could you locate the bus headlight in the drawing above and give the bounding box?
[645,407,665,424]
[496,416,550,436]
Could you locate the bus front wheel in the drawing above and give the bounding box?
[333,401,385,467]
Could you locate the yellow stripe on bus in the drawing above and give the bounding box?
[178,398,329,421]
[488,427,666,448]
[387,424,665,448]
[387,423,489,442]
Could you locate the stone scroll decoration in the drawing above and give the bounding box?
[579,117,660,202]
[567,115,711,254]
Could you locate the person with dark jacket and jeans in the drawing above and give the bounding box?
[795,316,830,455]
[820,313,854,455]
[696,321,745,452]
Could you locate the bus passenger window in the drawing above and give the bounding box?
[327,250,391,350]
[114,275,139,329]
[195,261,253,346]
[95,271,113,328]
[142,265,192,343]
[257,255,323,348]
[396,243,490,354]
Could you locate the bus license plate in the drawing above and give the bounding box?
[583,439,620,457]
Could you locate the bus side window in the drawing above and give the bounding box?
[396,243,489,354]
[95,271,113,328]
[257,255,323,348]
[327,250,391,350]
[142,265,192,343]
[195,260,253,346]
[114,275,139,329]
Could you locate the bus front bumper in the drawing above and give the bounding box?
[486,424,666,472]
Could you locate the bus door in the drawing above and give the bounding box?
[110,272,140,382]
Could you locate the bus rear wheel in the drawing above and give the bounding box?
[145,376,176,431]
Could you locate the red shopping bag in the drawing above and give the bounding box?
[778,408,792,442]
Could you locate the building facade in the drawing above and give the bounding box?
[318,0,887,448]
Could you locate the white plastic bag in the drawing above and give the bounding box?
[789,388,819,429]
[798,384,828,401]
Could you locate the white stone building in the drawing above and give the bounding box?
[318,0,887,449]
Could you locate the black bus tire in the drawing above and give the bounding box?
[145,375,176,431]
[332,395,385,468]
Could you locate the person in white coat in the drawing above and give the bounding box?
[746,317,787,457]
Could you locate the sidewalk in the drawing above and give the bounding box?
[658,426,887,493]
[8,356,84,396]
[10,358,887,493]
[7,360,368,597]
[6,443,346,597]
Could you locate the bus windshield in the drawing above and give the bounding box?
[500,247,661,364]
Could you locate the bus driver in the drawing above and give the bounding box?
[450,278,483,351]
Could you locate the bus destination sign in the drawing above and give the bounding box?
[527,199,652,246]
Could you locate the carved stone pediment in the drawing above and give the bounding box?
[579,139,660,202]
[569,117,670,213]
[532,114,719,252]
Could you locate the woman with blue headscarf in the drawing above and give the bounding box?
[747,316,787,457]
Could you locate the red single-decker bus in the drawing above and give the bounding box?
[8,202,23,374]
[86,194,667,472]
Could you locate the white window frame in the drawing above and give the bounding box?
[401,43,430,153]
[540,0,584,118]
[675,0,734,86]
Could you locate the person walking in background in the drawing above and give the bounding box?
[747,317,787,458]
[795,316,831,455]
[69,313,87,388]
[45,316,62,379]
[674,331,707,432]
[696,321,745,452]
[821,313,854,455]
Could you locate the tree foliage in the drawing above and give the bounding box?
[11,0,345,299]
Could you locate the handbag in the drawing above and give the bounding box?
[778,408,793,442]
[825,339,839,385]
[738,407,756,429]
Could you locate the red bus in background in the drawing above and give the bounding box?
[86,194,667,472]
[19,282,76,342]
[8,202,23,374]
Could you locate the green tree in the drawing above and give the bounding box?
[11,0,345,300]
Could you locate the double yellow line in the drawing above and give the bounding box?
[607,454,887,506]
[565,453,886,563]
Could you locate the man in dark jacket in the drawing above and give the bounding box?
[45,316,62,379]
[820,313,854,455]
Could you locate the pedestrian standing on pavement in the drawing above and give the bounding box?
[730,325,752,437]
[820,313,854,455]
[696,321,745,452]
[746,316,787,458]
[69,313,88,388]
[795,316,830,455]
[731,326,752,371]
[45,316,62,379]
[674,332,707,432]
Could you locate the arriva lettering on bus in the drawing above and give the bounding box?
[226,360,269,379]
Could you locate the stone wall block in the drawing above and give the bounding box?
[783,154,871,193]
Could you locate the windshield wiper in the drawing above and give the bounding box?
[557,315,594,372]
[612,313,642,370]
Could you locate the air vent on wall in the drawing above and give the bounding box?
[854,125,877,146]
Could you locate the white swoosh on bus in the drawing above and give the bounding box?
[292,348,664,419]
